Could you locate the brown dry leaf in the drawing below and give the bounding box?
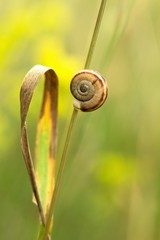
[20,65,58,226]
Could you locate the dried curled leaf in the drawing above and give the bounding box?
[20,65,58,225]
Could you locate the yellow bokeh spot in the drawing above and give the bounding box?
[96,153,135,187]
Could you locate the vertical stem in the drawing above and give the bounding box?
[42,0,108,239]
[84,0,108,69]
[42,109,78,239]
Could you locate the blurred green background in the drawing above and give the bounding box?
[1,0,160,239]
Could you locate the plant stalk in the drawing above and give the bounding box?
[41,0,108,239]
[84,0,108,69]
[41,109,78,239]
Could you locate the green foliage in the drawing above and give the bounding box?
[1,0,160,239]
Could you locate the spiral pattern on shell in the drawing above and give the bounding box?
[70,70,108,112]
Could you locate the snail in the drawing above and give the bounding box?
[70,70,108,112]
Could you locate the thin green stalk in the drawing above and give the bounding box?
[41,109,78,239]
[84,0,108,69]
[41,0,107,239]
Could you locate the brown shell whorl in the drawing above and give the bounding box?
[70,70,108,112]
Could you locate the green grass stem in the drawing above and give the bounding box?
[41,1,108,239]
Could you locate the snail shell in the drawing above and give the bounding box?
[70,70,108,112]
